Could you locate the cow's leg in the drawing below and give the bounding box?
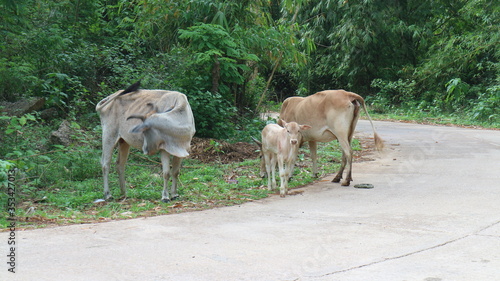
[101,134,116,200]
[336,137,353,186]
[278,156,287,197]
[169,156,182,200]
[332,153,346,183]
[309,141,319,177]
[116,140,130,198]
[160,150,173,203]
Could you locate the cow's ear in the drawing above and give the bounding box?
[131,124,150,133]
[300,125,312,131]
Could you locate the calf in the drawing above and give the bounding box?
[261,121,310,197]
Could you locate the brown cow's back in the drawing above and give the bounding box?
[280,90,361,143]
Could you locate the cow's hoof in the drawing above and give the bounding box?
[171,195,180,201]
[161,198,171,203]
[341,180,350,186]
[332,177,341,183]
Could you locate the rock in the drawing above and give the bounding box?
[40,107,59,120]
[0,97,45,116]
[50,120,73,146]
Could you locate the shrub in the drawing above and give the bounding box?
[469,85,500,122]
[370,79,417,105]
[187,90,237,139]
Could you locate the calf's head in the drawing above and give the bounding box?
[281,120,311,145]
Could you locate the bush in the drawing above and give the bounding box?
[370,79,417,105]
[187,90,237,139]
[469,85,500,122]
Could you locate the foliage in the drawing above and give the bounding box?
[179,23,259,104]
[0,113,37,135]
[188,90,237,139]
[2,0,496,124]
[370,79,418,105]
[0,159,14,188]
[469,85,500,122]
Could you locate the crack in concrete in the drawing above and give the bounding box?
[309,220,500,278]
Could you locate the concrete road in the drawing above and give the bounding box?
[2,121,500,281]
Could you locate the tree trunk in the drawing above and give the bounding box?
[211,55,220,94]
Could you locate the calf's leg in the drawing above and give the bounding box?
[264,152,277,191]
[278,156,287,197]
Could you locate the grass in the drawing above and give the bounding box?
[367,105,500,129]
[0,123,360,229]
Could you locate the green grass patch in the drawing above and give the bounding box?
[1,133,358,229]
[366,104,500,129]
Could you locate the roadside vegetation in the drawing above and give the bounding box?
[0,114,363,229]
[1,0,498,228]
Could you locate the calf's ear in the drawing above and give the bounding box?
[131,123,150,133]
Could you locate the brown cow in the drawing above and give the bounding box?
[261,121,311,197]
[96,81,196,202]
[279,90,383,186]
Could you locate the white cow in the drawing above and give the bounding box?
[261,121,311,197]
[96,81,196,202]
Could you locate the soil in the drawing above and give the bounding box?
[189,137,261,164]
[189,135,376,164]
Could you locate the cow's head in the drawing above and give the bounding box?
[280,119,311,145]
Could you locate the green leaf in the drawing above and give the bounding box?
[19,116,27,126]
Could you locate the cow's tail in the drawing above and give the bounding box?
[358,98,384,151]
[96,81,141,112]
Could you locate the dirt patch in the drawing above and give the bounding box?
[189,137,260,164]
[189,135,376,164]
